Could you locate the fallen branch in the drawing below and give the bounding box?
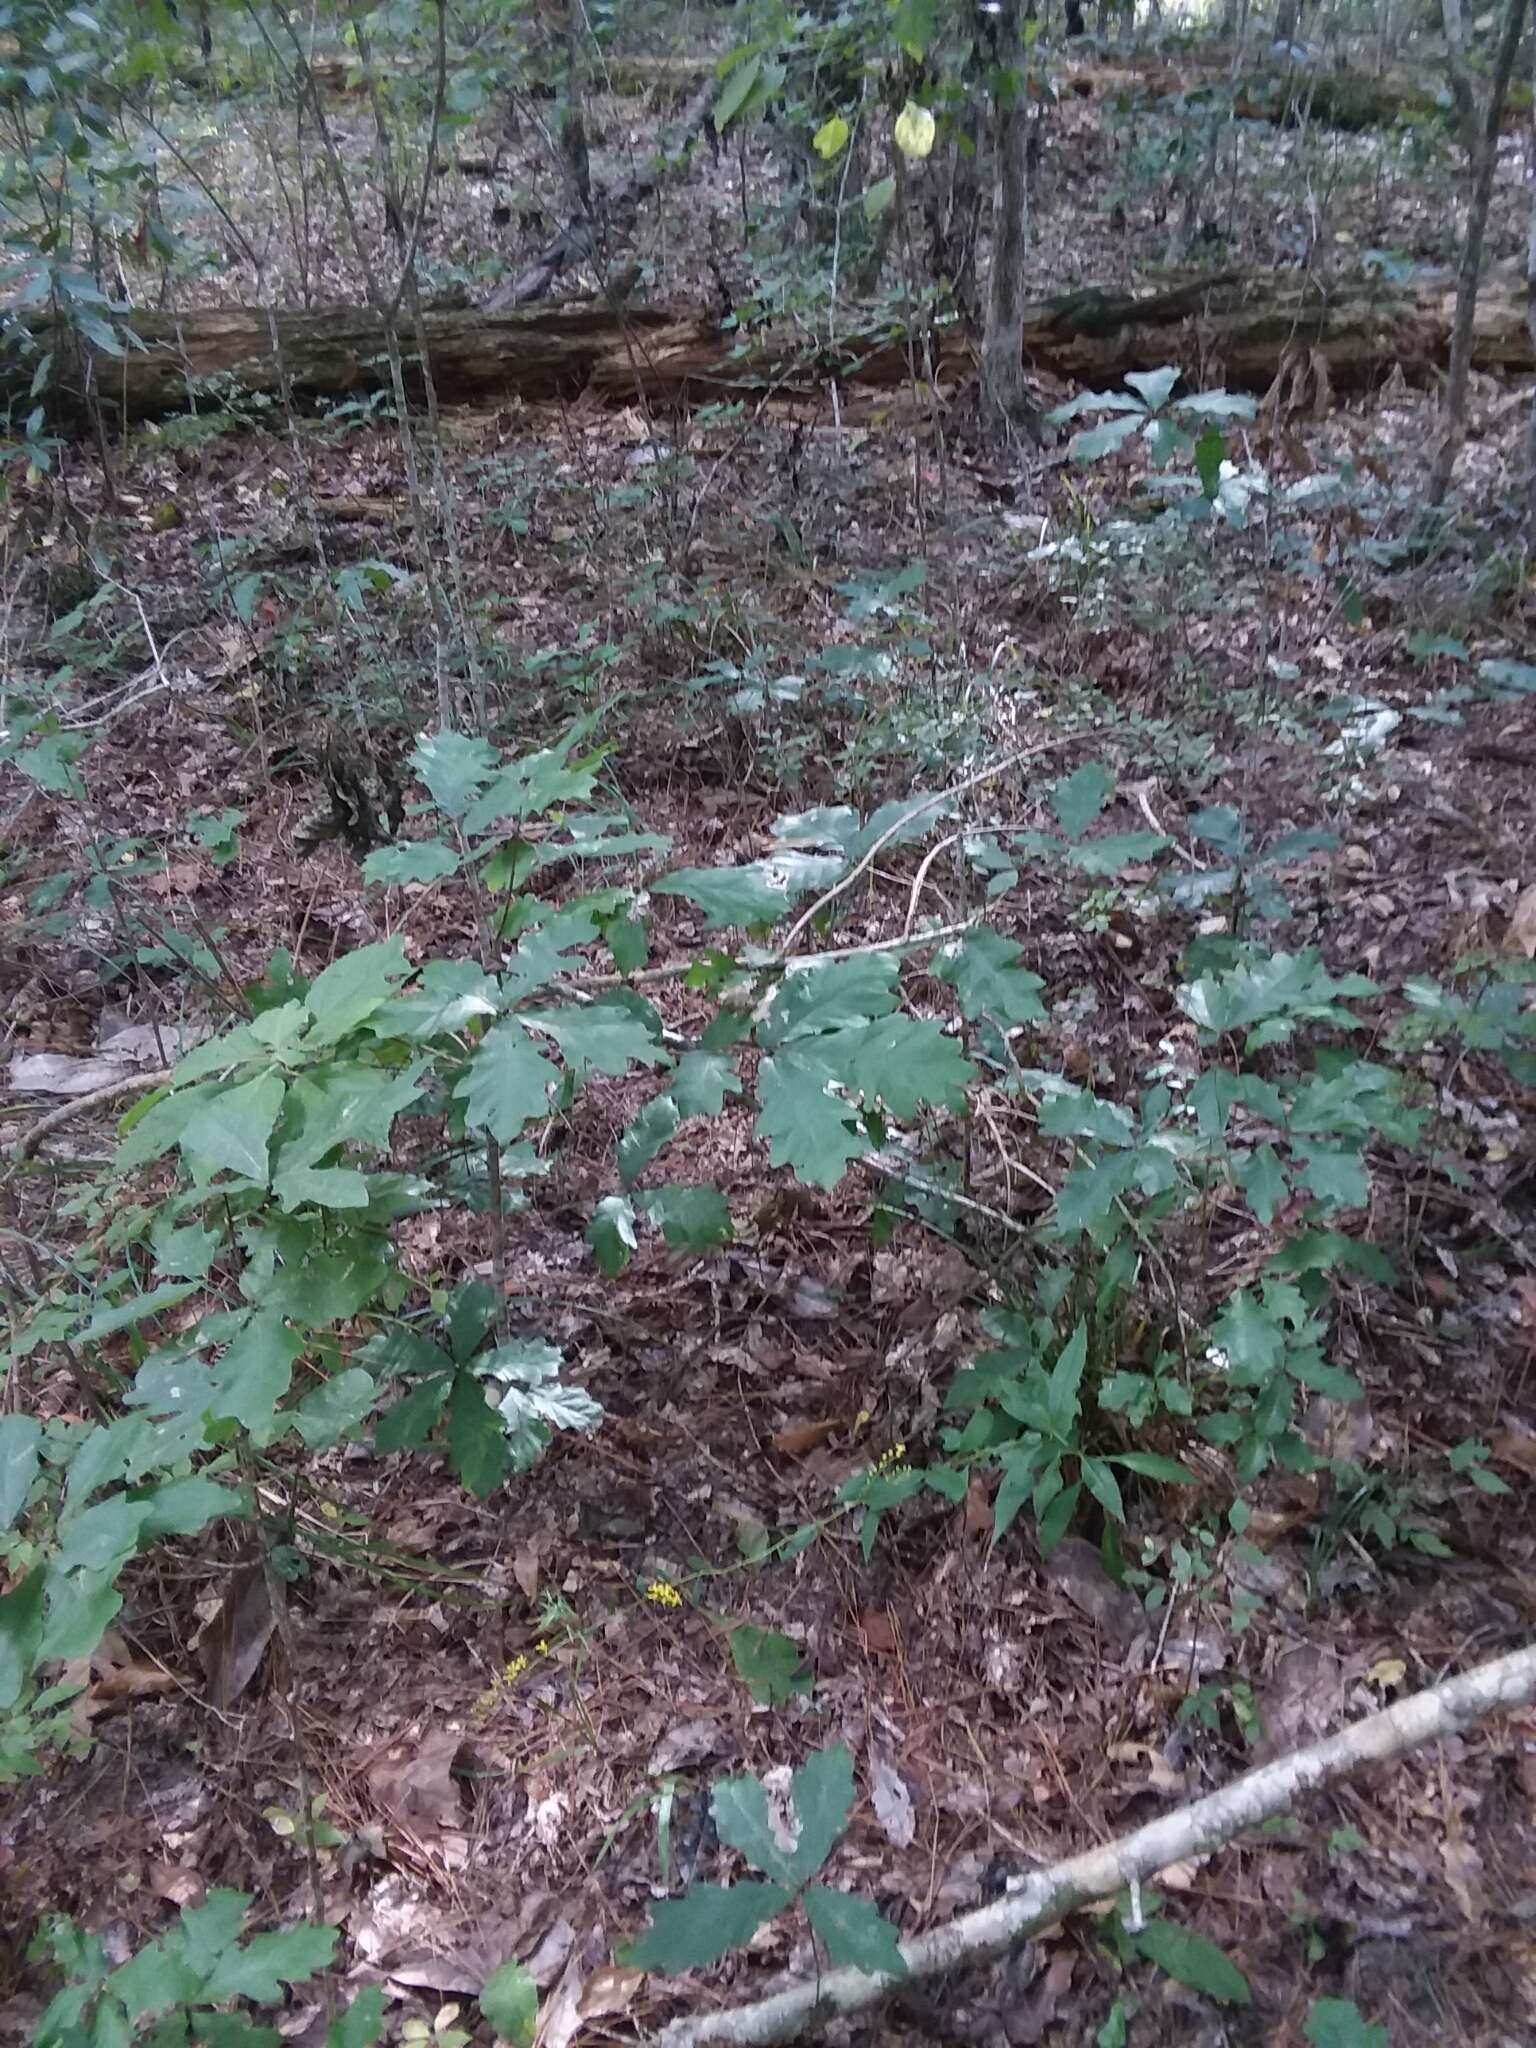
[6,1069,170,1167]
[651,1638,1536,2047]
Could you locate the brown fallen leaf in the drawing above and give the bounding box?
[576,1965,643,2020]
[858,1609,901,1658]
[199,1563,276,1709]
[1504,882,1536,958]
[368,1728,467,1836]
[771,1418,840,1457]
[150,1862,206,1907]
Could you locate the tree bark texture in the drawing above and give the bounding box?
[981,0,1040,445]
[17,265,1536,424]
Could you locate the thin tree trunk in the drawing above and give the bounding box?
[1441,0,1482,155]
[1429,0,1529,502]
[981,0,1039,447]
[1526,23,1536,546]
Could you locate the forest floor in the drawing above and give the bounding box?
[3,46,1536,2048]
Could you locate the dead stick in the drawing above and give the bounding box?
[6,1070,171,1167]
[651,1638,1536,2047]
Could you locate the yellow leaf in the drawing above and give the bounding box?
[813,114,850,160]
[1367,1656,1406,1690]
[893,100,936,160]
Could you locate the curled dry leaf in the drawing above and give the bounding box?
[576,1965,644,2019]
[869,1751,916,1848]
[1504,882,1536,958]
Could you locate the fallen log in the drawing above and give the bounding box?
[1063,55,1519,133]
[13,264,1531,422]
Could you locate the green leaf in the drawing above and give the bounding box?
[1286,1353,1364,1402]
[620,1094,682,1187]
[211,1314,302,1433]
[1304,1999,1388,2048]
[293,1369,375,1449]
[1194,422,1226,497]
[361,840,460,886]
[1208,1289,1283,1382]
[1070,415,1141,462]
[460,725,604,833]
[1298,1145,1369,1210]
[813,113,849,158]
[1051,763,1113,840]
[758,954,900,1048]
[1081,1457,1125,1524]
[180,1072,286,1187]
[1111,1451,1197,1484]
[653,854,844,931]
[1125,366,1180,411]
[709,1772,787,1882]
[1235,1144,1288,1225]
[713,52,762,131]
[621,1882,790,1973]
[1046,1322,1088,1441]
[756,1049,867,1189]
[520,999,667,1077]
[375,1373,450,1452]
[303,939,412,1046]
[77,1281,199,1344]
[803,1888,907,1977]
[1134,1919,1250,2005]
[0,1416,41,1535]
[863,175,895,220]
[410,729,499,817]
[1064,830,1171,876]
[0,1562,46,1711]
[892,0,934,55]
[933,929,1045,1028]
[670,1051,741,1118]
[589,1194,637,1276]
[448,1281,499,1364]
[203,1923,337,2002]
[457,1019,560,1141]
[785,1743,855,1885]
[447,1370,511,1498]
[328,1987,385,2048]
[638,1185,733,1251]
[728,1624,811,1705]
[479,1959,538,2045]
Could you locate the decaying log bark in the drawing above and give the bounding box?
[1063,56,1524,133]
[14,264,1531,422]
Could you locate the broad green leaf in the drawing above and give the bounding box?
[589,1194,637,1276]
[275,1061,425,1175]
[448,1281,499,1364]
[653,853,844,931]
[460,726,604,833]
[448,1370,511,1498]
[864,175,895,220]
[1298,1145,1369,1210]
[892,0,934,56]
[410,729,499,817]
[1036,1478,1080,1555]
[0,1416,41,1535]
[933,929,1045,1028]
[1081,1456,1125,1524]
[328,1987,385,2048]
[1176,388,1256,419]
[361,840,460,886]
[1134,1919,1250,2005]
[669,1050,741,1117]
[371,961,500,1042]
[252,1245,389,1326]
[457,1019,560,1141]
[758,954,900,1048]
[36,1567,122,1665]
[1234,1143,1287,1224]
[619,1094,682,1187]
[151,1217,221,1280]
[210,1314,302,1432]
[1125,366,1180,411]
[1050,763,1113,840]
[520,999,667,1076]
[375,1373,450,1452]
[204,1923,338,2002]
[1286,1353,1364,1402]
[1194,422,1226,497]
[813,114,849,158]
[479,1959,538,2046]
[785,1743,855,1885]
[180,1072,286,1187]
[713,52,762,131]
[639,1185,733,1251]
[77,1281,198,1344]
[1304,1999,1388,2048]
[0,1566,46,1711]
[711,1773,793,1886]
[1070,415,1141,462]
[831,1015,975,1117]
[1111,1451,1197,1483]
[728,1624,811,1705]
[302,939,412,1046]
[1046,1322,1088,1441]
[756,1050,867,1189]
[1064,830,1171,876]
[292,1368,375,1449]
[803,1888,907,1978]
[1208,1289,1284,1383]
[621,1881,789,1973]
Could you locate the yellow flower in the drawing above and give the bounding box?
[503,1654,529,1684]
[645,1579,683,1610]
[535,1638,551,1655]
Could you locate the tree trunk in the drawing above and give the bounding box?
[18,266,1536,424]
[1527,30,1536,547]
[981,0,1040,446]
[1428,0,1528,501]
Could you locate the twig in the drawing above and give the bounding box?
[5,1070,170,1167]
[773,739,1071,962]
[651,1637,1536,2047]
